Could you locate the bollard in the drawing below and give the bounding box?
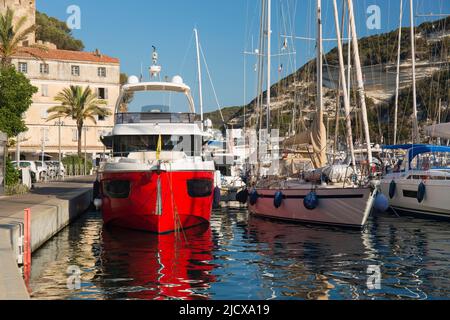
[23,208,31,292]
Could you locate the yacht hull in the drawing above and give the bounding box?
[100,170,215,233]
[248,186,376,228]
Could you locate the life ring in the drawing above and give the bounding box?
[249,189,259,205]
[304,191,319,210]
[274,191,284,209]
[389,180,396,199]
[417,182,426,203]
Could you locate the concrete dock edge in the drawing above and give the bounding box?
[0,179,93,300]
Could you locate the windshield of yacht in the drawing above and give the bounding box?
[410,152,450,170]
[118,90,192,114]
[113,135,202,157]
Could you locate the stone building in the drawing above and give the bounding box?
[11,48,120,161]
[1,0,121,161]
[0,0,36,45]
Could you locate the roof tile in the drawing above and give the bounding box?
[15,47,120,64]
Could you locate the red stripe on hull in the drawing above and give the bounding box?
[100,171,214,233]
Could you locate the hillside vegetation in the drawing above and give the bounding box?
[36,11,84,51]
[207,17,449,144]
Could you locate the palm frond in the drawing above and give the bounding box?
[46,113,68,122]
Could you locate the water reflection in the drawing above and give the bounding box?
[98,225,216,300]
[245,216,369,300]
[29,209,450,300]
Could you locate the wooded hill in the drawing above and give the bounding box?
[206,17,449,145]
[35,11,84,51]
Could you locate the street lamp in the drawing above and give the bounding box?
[40,128,49,181]
[54,119,65,164]
[84,127,89,176]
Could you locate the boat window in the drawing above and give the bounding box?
[410,152,450,170]
[103,180,130,199]
[118,90,192,113]
[187,179,213,198]
[113,135,202,156]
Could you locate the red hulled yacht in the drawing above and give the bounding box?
[98,61,215,233]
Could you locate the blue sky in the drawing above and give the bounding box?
[37,0,449,112]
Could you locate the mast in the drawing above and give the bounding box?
[266,0,271,132]
[394,0,403,145]
[317,0,323,116]
[256,0,266,134]
[347,0,373,164]
[194,28,204,129]
[332,0,356,170]
[410,0,419,143]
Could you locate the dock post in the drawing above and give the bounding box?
[24,208,31,292]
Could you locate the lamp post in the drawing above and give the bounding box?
[84,127,89,176]
[54,120,65,164]
[40,128,49,181]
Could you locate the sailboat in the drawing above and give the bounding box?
[245,0,379,229]
[378,0,450,219]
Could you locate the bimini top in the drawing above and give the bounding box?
[383,144,450,168]
[117,81,195,114]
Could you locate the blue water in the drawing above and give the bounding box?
[29,208,450,300]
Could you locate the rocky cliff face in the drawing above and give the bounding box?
[208,17,449,144]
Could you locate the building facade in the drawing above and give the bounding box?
[12,49,120,161]
[1,0,121,161]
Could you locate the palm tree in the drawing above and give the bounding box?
[47,86,111,157]
[0,7,47,67]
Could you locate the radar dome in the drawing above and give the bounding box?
[128,75,140,84]
[172,75,184,85]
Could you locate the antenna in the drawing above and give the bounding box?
[149,46,162,79]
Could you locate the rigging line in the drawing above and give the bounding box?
[285,0,297,73]
[279,0,294,75]
[179,32,195,74]
[199,43,226,127]
[245,0,263,52]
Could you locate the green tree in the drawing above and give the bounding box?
[0,7,46,67]
[35,12,84,51]
[0,66,37,137]
[46,86,111,157]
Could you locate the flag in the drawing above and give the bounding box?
[278,64,283,73]
[156,134,162,161]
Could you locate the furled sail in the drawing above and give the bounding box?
[310,109,327,169]
[283,110,327,169]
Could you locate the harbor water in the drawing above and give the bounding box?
[29,207,450,300]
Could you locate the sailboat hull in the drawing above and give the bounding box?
[380,176,450,219]
[249,186,376,228]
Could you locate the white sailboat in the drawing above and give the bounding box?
[245,0,379,229]
[379,0,450,219]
